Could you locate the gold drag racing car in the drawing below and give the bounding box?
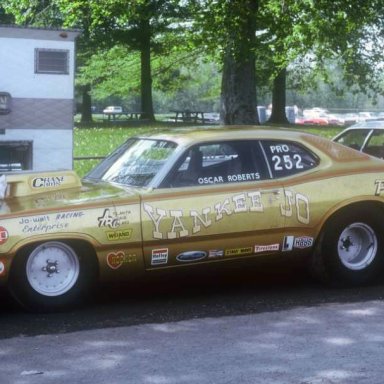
[1,126,384,311]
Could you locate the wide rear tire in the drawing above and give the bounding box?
[310,207,384,286]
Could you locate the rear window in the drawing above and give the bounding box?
[261,141,319,178]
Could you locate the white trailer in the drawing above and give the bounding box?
[0,25,79,171]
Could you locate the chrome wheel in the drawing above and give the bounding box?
[337,223,377,271]
[26,242,80,297]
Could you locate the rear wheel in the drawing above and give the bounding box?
[310,207,384,286]
[9,241,96,312]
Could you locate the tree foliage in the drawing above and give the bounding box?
[61,0,195,121]
[2,1,384,125]
[260,0,384,122]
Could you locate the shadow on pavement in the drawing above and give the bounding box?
[0,257,383,339]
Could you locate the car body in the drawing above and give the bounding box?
[103,106,123,114]
[333,120,384,158]
[2,126,384,311]
[296,117,329,125]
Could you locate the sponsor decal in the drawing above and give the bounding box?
[294,236,314,249]
[98,209,120,228]
[225,247,253,257]
[176,251,207,262]
[283,236,314,251]
[32,176,64,188]
[0,227,8,245]
[208,249,224,258]
[0,261,5,276]
[107,251,137,270]
[283,236,294,252]
[106,229,133,241]
[151,248,168,265]
[254,244,279,253]
[19,216,69,234]
[98,208,131,229]
[18,211,85,234]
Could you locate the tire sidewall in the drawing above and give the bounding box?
[322,208,384,285]
[9,241,96,312]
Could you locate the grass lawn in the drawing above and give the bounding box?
[73,123,345,177]
[74,126,160,176]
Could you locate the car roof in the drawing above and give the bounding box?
[343,120,384,130]
[137,125,318,147]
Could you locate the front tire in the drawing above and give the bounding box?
[310,207,384,286]
[9,241,96,312]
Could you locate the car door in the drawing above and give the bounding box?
[140,140,286,269]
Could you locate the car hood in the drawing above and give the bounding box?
[0,170,141,216]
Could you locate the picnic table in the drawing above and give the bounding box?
[103,111,142,121]
[171,110,206,123]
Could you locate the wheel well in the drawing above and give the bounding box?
[318,201,384,242]
[13,239,100,279]
[328,201,384,221]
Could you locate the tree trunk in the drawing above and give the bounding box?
[220,0,259,125]
[268,68,289,124]
[140,20,155,121]
[80,84,93,124]
[220,53,258,125]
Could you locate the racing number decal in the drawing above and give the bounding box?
[272,154,303,171]
[270,144,304,172]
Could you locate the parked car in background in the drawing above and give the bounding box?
[333,120,384,159]
[103,106,123,114]
[2,127,384,311]
[296,116,329,125]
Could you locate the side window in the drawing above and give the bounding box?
[364,130,384,158]
[163,141,268,188]
[261,141,319,178]
[334,129,370,150]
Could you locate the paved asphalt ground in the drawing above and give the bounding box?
[1,258,384,384]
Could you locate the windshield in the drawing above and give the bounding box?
[85,138,178,187]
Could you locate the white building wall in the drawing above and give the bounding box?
[3,129,73,171]
[0,38,75,99]
[0,27,79,172]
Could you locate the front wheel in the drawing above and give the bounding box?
[310,208,384,286]
[9,241,96,312]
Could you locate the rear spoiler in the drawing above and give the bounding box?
[0,170,82,199]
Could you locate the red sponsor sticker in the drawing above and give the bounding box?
[106,251,136,269]
[107,251,126,269]
[0,227,8,245]
[151,248,168,265]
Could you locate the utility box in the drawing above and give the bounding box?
[0,25,79,171]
